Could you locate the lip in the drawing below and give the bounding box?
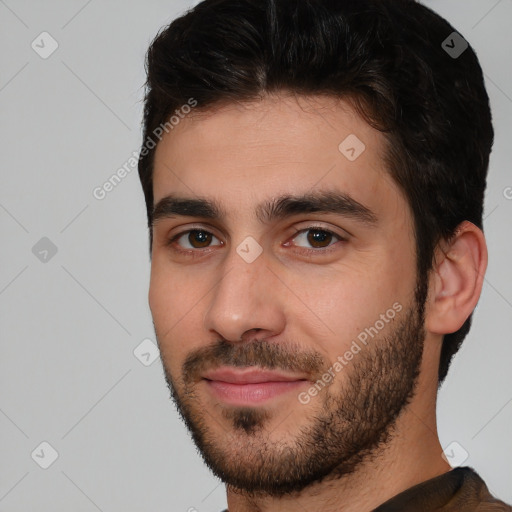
[203,367,310,384]
[202,367,310,405]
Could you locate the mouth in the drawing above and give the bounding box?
[202,367,310,405]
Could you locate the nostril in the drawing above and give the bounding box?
[239,328,263,342]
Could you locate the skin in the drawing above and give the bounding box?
[148,92,487,512]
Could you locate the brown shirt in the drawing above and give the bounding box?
[220,466,512,511]
[373,466,511,511]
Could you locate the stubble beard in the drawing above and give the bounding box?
[158,287,427,498]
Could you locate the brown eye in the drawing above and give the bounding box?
[306,229,334,248]
[187,230,212,248]
[169,229,222,250]
[291,227,343,251]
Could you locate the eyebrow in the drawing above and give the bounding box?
[151,190,378,228]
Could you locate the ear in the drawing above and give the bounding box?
[425,221,488,335]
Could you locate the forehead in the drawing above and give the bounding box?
[152,94,406,224]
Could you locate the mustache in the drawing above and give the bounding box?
[182,338,329,384]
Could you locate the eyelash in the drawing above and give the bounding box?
[166,225,346,258]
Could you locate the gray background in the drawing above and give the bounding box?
[1,0,511,510]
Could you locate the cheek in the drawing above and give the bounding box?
[293,256,414,358]
[148,263,174,327]
[149,253,202,319]
[303,280,384,355]
[148,263,202,364]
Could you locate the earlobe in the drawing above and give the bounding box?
[425,221,488,335]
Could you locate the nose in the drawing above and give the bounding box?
[202,247,286,343]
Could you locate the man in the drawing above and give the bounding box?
[138,0,511,510]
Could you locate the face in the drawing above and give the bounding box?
[149,94,427,497]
